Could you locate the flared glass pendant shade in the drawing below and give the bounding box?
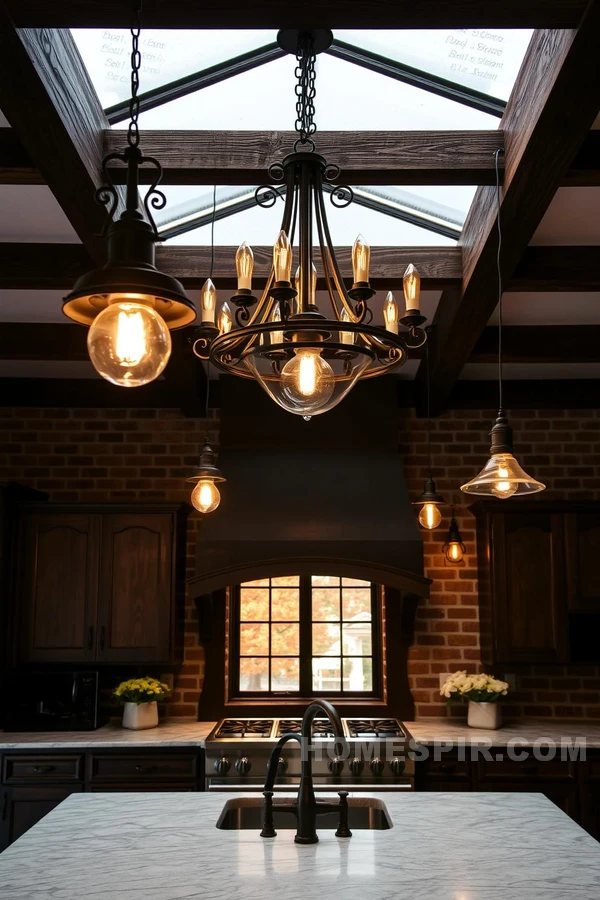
[460,452,546,498]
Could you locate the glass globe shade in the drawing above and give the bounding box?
[461,452,545,498]
[418,502,442,530]
[191,479,221,514]
[280,348,335,415]
[87,299,172,387]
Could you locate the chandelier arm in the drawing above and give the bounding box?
[313,178,342,320]
[314,173,363,324]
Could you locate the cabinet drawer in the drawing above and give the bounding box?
[88,754,199,782]
[2,755,83,783]
[476,757,576,782]
[88,783,197,792]
[418,756,470,782]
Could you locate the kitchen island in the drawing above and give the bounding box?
[0,791,599,899]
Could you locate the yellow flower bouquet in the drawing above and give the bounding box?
[113,677,171,705]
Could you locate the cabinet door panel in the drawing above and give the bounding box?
[565,513,600,611]
[97,514,172,662]
[493,512,567,664]
[0,785,83,850]
[20,514,99,662]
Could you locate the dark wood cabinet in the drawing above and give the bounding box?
[0,784,83,848]
[471,502,600,666]
[16,504,188,666]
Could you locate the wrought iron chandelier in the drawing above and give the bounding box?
[63,0,196,387]
[193,28,429,417]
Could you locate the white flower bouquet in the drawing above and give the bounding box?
[440,670,509,704]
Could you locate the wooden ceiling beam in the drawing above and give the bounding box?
[2,0,587,28]
[0,21,124,261]
[507,246,600,292]
[470,325,600,364]
[418,11,600,415]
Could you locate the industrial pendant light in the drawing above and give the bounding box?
[414,344,445,529]
[63,0,195,387]
[192,28,428,417]
[443,507,465,563]
[461,150,545,499]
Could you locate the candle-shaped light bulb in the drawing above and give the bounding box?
[235,242,254,292]
[403,264,421,312]
[340,307,354,345]
[201,278,217,324]
[270,301,283,345]
[383,291,399,334]
[273,230,292,283]
[352,234,370,284]
[218,301,233,335]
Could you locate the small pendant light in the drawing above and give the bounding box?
[443,507,466,564]
[461,150,545,499]
[414,343,445,529]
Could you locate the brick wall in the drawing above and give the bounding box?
[1,404,599,720]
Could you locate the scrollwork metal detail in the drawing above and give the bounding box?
[255,185,284,208]
[267,162,286,183]
[235,306,251,327]
[324,163,340,182]
[329,185,354,208]
[141,154,167,238]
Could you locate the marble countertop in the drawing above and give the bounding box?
[404,719,600,748]
[0,719,216,750]
[1,790,599,899]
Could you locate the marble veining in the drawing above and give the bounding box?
[404,718,600,748]
[0,791,599,899]
[0,719,216,749]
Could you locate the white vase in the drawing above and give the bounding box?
[122,701,159,730]
[467,701,502,730]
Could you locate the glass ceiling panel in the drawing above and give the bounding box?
[131,53,498,131]
[71,29,276,108]
[337,29,533,102]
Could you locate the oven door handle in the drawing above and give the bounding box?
[207,782,413,792]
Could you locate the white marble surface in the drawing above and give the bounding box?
[0,719,216,749]
[1,790,599,899]
[405,718,600,748]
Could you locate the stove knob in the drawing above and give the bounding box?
[349,757,364,776]
[235,757,252,776]
[390,757,406,776]
[214,757,230,775]
[370,757,385,776]
[328,757,344,776]
[277,757,288,775]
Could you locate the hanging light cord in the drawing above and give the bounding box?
[425,341,432,475]
[127,0,143,149]
[494,147,503,411]
[204,183,217,436]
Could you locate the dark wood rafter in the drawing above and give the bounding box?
[470,326,600,364]
[2,1,588,28]
[0,243,462,291]
[508,245,600,292]
[417,12,600,415]
[0,20,125,262]
[0,128,42,184]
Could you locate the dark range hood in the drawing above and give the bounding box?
[189,376,427,597]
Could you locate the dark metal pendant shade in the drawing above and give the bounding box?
[186,438,227,486]
[413,474,445,507]
[63,213,195,328]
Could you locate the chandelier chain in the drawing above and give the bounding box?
[294,34,317,146]
[128,0,143,149]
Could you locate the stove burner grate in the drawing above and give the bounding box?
[215,719,274,738]
[277,719,336,738]
[345,718,404,738]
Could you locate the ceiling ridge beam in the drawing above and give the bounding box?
[470,325,600,363]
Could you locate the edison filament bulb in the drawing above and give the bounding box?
[87,298,171,387]
[191,479,221,514]
[280,348,335,414]
[418,502,442,530]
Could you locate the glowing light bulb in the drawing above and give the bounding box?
[217,301,233,335]
[340,307,354,345]
[446,541,464,563]
[201,278,217,323]
[280,348,335,415]
[236,242,254,292]
[383,291,399,334]
[418,502,442,530]
[191,479,221,514]
[352,234,370,283]
[87,299,171,387]
[491,460,518,499]
[403,264,421,312]
[273,230,292,283]
[270,301,283,345]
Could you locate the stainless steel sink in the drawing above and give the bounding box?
[216,796,392,830]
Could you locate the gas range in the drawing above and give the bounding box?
[204,717,414,791]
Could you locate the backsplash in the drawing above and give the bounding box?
[1,403,599,719]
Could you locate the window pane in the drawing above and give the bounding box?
[239,657,269,691]
[342,588,372,621]
[271,588,300,621]
[240,588,269,621]
[342,623,372,656]
[344,657,373,691]
[311,575,340,586]
[312,589,340,621]
[240,623,269,656]
[271,658,300,691]
[272,623,299,655]
[243,578,269,587]
[313,657,341,691]
[312,623,341,656]
[271,575,300,586]
[341,577,370,587]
